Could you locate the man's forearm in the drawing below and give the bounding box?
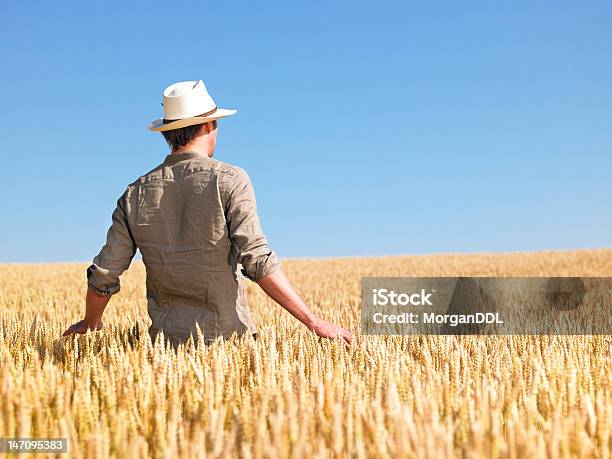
[256,269,354,344]
[62,286,111,336]
[256,269,317,329]
[84,286,111,327]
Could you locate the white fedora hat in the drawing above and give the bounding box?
[148,80,237,132]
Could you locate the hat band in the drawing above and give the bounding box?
[162,106,218,124]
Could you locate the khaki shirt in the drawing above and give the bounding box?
[86,151,280,344]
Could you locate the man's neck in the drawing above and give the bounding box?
[172,146,213,157]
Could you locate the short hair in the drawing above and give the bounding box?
[162,120,216,151]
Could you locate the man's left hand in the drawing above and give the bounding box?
[62,319,103,337]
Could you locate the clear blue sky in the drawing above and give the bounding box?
[1,1,611,262]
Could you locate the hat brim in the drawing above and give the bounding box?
[148,108,237,132]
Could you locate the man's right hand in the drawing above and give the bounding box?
[311,317,354,345]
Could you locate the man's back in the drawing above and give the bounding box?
[87,150,280,345]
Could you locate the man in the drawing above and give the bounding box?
[63,80,352,347]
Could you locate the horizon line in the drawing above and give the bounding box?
[1,246,610,265]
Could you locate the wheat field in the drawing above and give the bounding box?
[0,249,611,458]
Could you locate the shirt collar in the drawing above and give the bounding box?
[163,151,207,165]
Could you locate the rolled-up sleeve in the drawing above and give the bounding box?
[87,190,137,296]
[224,168,280,282]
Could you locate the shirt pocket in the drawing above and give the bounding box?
[135,181,167,226]
[186,174,227,233]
